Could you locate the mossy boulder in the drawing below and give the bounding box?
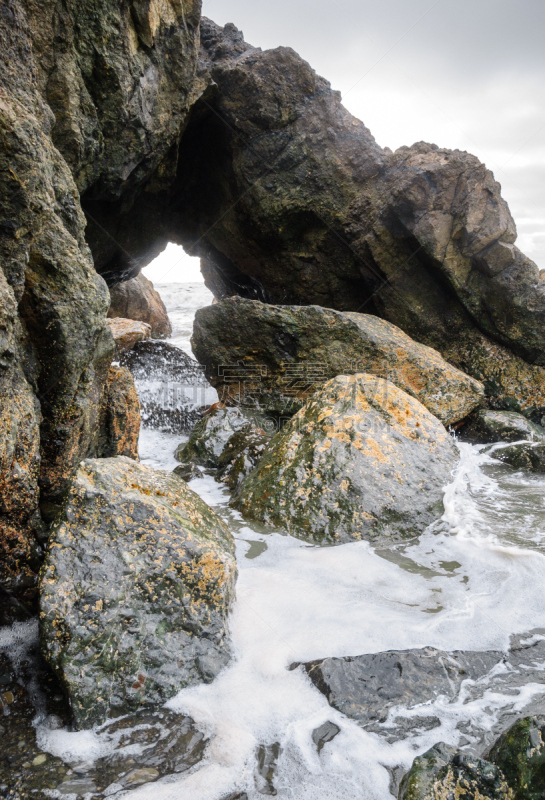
[400,744,514,800]
[40,457,237,729]
[488,716,545,799]
[490,443,545,473]
[463,410,545,445]
[233,374,459,544]
[192,298,485,427]
[217,428,272,491]
[176,406,271,469]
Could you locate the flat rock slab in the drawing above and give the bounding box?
[40,457,237,728]
[193,298,484,427]
[300,647,502,727]
[234,374,459,544]
[299,632,545,750]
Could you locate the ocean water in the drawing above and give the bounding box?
[19,283,545,798]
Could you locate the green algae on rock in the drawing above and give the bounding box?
[399,743,514,800]
[233,374,459,545]
[217,427,272,492]
[488,716,545,798]
[40,457,237,729]
[192,298,485,427]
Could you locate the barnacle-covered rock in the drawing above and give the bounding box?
[89,365,141,460]
[40,457,237,728]
[399,743,513,800]
[233,374,459,544]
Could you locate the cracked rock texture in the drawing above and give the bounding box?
[40,456,237,728]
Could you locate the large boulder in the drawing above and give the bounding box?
[233,374,459,544]
[192,297,485,426]
[40,457,237,729]
[108,273,172,339]
[166,21,545,410]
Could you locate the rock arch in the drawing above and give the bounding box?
[1,4,544,602]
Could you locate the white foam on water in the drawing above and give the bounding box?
[29,287,545,797]
[116,437,545,800]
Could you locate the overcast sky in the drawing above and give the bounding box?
[146,0,544,283]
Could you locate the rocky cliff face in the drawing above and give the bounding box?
[0,0,203,603]
[1,5,544,604]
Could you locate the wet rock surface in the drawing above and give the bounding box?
[255,742,282,796]
[106,318,152,355]
[108,274,172,339]
[312,721,341,753]
[88,365,141,461]
[120,341,207,433]
[399,743,514,800]
[301,632,545,751]
[193,298,485,426]
[40,457,237,728]
[463,410,545,445]
[173,462,204,482]
[400,714,545,799]
[0,624,209,799]
[0,628,70,799]
[488,442,545,474]
[488,715,545,797]
[217,428,272,492]
[234,374,459,544]
[301,648,502,729]
[176,407,270,470]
